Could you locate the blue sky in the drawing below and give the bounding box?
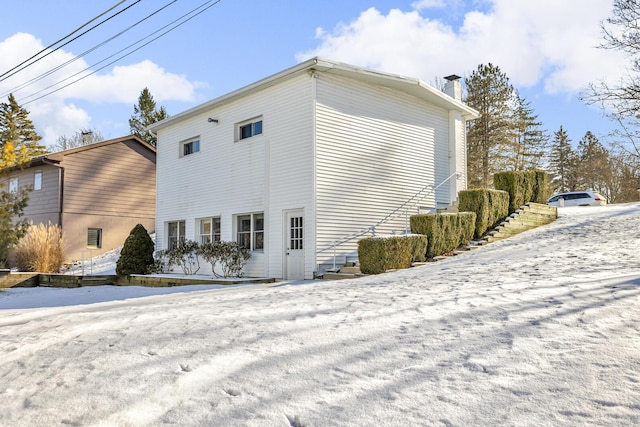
[0,0,626,148]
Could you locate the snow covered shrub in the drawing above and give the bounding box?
[459,189,509,238]
[167,240,200,275]
[410,212,476,258]
[14,222,64,273]
[197,241,250,278]
[358,235,427,274]
[116,224,154,276]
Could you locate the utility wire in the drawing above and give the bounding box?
[0,0,142,84]
[20,0,223,106]
[1,0,178,99]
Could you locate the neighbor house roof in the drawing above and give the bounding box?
[148,57,479,133]
[28,135,155,167]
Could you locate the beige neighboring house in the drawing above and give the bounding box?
[5,135,156,262]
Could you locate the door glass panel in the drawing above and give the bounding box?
[290,216,303,250]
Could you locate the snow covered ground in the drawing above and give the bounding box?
[1,203,639,426]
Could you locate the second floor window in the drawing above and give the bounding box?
[180,138,200,157]
[34,170,42,191]
[8,177,18,193]
[237,118,263,141]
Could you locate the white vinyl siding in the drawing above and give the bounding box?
[155,74,314,278]
[314,73,449,267]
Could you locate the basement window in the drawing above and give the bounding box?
[87,228,102,249]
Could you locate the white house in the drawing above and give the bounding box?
[149,57,479,280]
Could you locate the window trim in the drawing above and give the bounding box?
[33,170,42,191]
[179,137,200,158]
[8,176,18,193]
[167,220,186,249]
[236,212,264,252]
[87,228,102,249]
[198,217,221,244]
[235,117,263,142]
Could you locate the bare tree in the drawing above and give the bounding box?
[50,128,105,152]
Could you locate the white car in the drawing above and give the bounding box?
[547,191,607,207]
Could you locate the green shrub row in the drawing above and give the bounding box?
[493,170,548,214]
[409,212,476,258]
[358,235,427,275]
[458,189,509,238]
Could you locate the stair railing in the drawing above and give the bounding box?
[316,172,460,272]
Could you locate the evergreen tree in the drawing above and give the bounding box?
[576,131,612,196]
[128,88,168,146]
[0,93,44,266]
[0,94,47,166]
[116,224,155,275]
[464,63,515,187]
[549,126,577,193]
[510,91,548,170]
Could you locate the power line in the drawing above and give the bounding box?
[19,0,223,106]
[1,0,178,99]
[0,0,142,84]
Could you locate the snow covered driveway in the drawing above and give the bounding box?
[1,203,639,426]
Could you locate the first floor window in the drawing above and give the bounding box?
[87,228,102,249]
[168,220,186,249]
[199,217,221,244]
[236,212,264,251]
[34,170,42,191]
[8,177,18,193]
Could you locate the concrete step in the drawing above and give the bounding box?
[339,266,361,274]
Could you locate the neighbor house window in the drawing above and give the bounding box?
[180,138,200,157]
[168,220,186,249]
[236,212,264,251]
[8,177,18,193]
[87,228,102,249]
[237,117,263,141]
[33,170,42,191]
[199,217,221,244]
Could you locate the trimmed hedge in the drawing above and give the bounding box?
[358,235,428,275]
[410,212,476,258]
[493,170,548,214]
[458,188,509,238]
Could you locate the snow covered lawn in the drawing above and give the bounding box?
[1,203,639,426]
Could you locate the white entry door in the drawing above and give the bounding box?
[285,210,305,280]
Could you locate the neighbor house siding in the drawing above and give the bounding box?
[314,73,449,267]
[14,164,62,226]
[155,73,315,278]
[60,140,156,259]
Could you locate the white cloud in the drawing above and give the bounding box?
[0,32,200,145]
[297,0,626,96]
[411,0,446,10]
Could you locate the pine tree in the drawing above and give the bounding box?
[0,94,47,167]
[464,63,515,187]
[510,92,548,171]
[128,88,168,147]
[549,126,577,193]
[576,131,612,197]
[0,93,44,266]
